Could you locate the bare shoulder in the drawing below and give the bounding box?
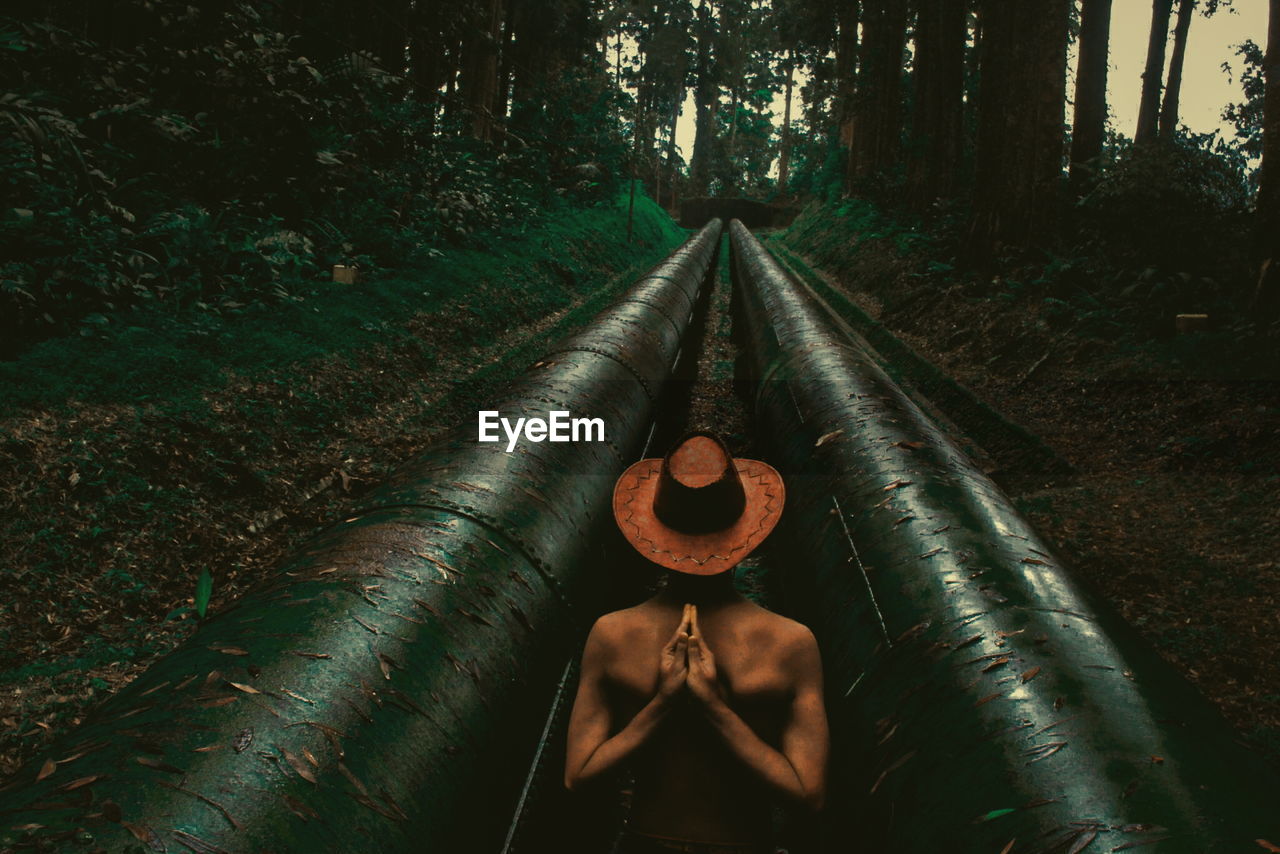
[743,602,816,639]
[742,603,820,657]
[585,604,654,651]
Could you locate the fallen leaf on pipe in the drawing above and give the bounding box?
[815,430,843,447]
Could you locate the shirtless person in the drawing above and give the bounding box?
[565,432,828,854]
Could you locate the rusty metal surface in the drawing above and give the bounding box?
[0,220,723,853]
[729,219,1280,853]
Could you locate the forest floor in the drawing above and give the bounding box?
[0,193,686,778]
[776,210,1280,762]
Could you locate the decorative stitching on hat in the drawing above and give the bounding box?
[617,465,782,566]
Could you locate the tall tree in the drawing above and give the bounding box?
[503,0,609,161]
[908,0,966,205]
[708,0,764,193]
[629,0,693,176]
[689,0,717,195]
[717,0,747,176]
[1160,0,1237,139]
[1255,0,1280,318]
[1070,0,1113,186]
[495,1,518,124]
[849,0,909,182]
[965,6,983,116]
[969,0,1071,254]
[409,9,440,135]
[777,50,796,191]
[1159,0,1196,136]
[660,2,695,205]
[409,3,469,139]
[835,0,860,154]
[376,0,411,76]
[660,43,690,208]
[1135,0,1174,144]
[462,0,504,141]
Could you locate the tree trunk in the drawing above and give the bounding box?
[615,33,623,88]
[663,89,683,209]
[463,0,503,141]
[443,38,462,127]
[656,153,664,209]
[728,85,740,164]
[506,0,593,138]
[969,0,1071,256]
[836,0,860,152]
[409,2,445,138]
[378,0,408,76]
[966,9,982,112]
[778,53,795,192]
[1135,0,1173,144]
[635,41,659,167]
[850,0,910,183]
[1159,0,1196,137]
[908,0,966,206]
[1254,0,1280,319]
[495,0,517,123]
[690,0,716,196]
[1070,0,1113,187]
[508,2,533,114]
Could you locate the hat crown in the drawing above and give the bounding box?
[652,433,746,534]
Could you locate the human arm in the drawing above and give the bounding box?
[563,607,692,791]
[687,607,829,811]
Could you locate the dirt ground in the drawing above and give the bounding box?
[798,238,1280,759]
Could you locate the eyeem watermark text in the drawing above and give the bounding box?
[477,410,605,452]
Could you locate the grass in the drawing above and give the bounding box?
[0,189,683,415]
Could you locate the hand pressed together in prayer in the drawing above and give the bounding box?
[659,603,723,705]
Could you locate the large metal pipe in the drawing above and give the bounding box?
[0,220,723,853]
[729,220,1280,853]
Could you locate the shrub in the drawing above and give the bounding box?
[1078,132,1252,273]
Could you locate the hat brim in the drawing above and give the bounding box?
[612,457,785,575]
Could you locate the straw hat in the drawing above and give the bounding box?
[612,431,785,575]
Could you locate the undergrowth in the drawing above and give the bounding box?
[778,189,1276,380]
[0,189,676,414]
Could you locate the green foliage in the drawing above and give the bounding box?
[710,99,778,196]
[813,196,927,255]
[1222,38,1264,164]
[784,126,846,202]
[1078,131,1252,272]
[0,2,629,353]
[509,67,631,198]
[194,568,213,619]
[0,188,681,414]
